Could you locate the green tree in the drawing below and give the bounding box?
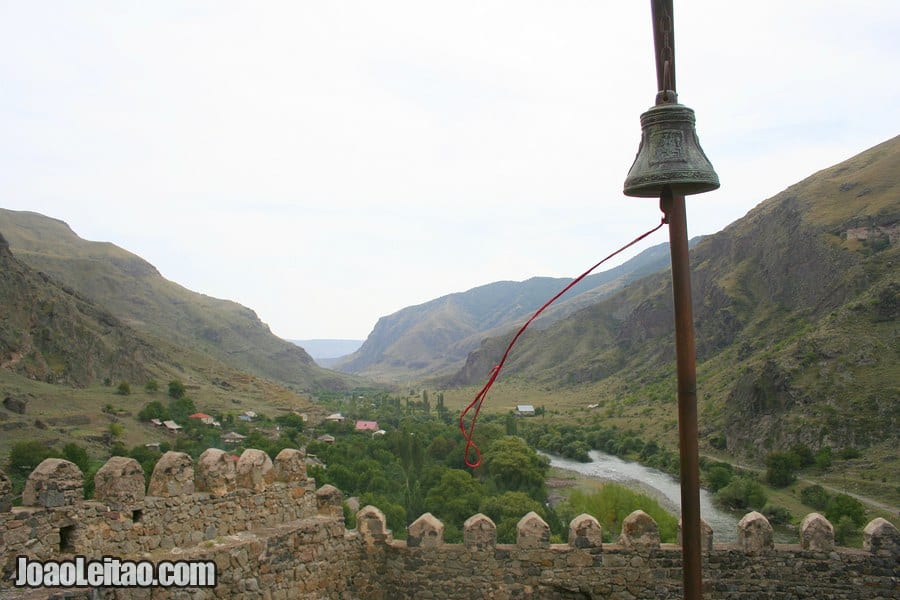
[765,451,800,487]
[144,380,159,393]
[423,470,485,538]
[8,441,58,476]
[714,477,767,510]
[814,447,833,472]
[116,381,131,395]
[800,484,830,510]
[138,400,169,422]
[168,397,197,422]
[705,463,735,493]
[481,436,548,499]
[168,380,186,399]
[61,443,90,473]
[826,494,866,527]
[479,491,545,543]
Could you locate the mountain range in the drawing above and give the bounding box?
[449,136,899,461]
[0,209,361,393]
[335,238,697,381]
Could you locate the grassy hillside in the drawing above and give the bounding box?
[0,233,330,461]
[338,239,689,382]
[447,136,900,490]
[0,209,360,392]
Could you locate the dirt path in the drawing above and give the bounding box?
[701,453,899,515]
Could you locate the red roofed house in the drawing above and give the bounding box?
[189,412,215,425]
[354,420,379,432]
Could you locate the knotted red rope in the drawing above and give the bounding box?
[459,218,667,467]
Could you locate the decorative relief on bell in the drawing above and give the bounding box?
[623,102,719,198]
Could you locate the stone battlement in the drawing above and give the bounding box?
[1,449,897,599]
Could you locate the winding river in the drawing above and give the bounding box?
[544,449,792,543]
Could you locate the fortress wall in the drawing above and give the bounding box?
[1,453,898,599]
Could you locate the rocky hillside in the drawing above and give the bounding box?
[0,210,360,392]
[337,239,688,381]
[452,136,900,460]
[0,232,155,386]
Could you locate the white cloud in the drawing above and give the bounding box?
[1,0,898,338]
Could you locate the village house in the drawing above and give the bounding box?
[516,404,536,416]
[221,431,246,445]
[354,420,378,432]
[189,412,216,426]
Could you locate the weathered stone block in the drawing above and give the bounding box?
[94,456,146,509]
[463,513,496,550]
[863,517,900,557]
[273,448,306,483]
[196,448,237,497]
[619,510,660,550]
[677,517,714,552]
[799,513,834,552]
[516,511,550,549]
[568,513,603,550]
[357,505,391,546]
[737,511,773,553]
[236,449,275,492]
[147,452,194,497]
[22,458,84,507]
[407,512,444,548]
[316,484,343,518]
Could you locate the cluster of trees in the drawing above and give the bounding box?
[763,443,848,487]
[518,421,680,474]
[306,411,559,543]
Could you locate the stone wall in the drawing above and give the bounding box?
[1,451,897,599]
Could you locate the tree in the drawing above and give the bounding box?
[144,380,159,393]
[62,443,90,473]
[138,400,168,422]
[116,381,131,395]
[714,477,767,510]
[826,494,866,527]
[168,380,186,399]
[8,441,59,476]
[423,470,485,535]
[705,463,734,493]
[479,491,545,543]
[168,397,196,422]
[481,436,548,500]
[765,451,800,487]
[800,484,830,510]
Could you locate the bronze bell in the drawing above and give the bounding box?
[623,100,719,197]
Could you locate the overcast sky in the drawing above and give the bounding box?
[2,1,898,340]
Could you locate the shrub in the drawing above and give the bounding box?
[168,380,186,399]
[765,451,801,487]
[116,381,131,395]
[715,477,767,511]
[800,484,830,510]
[826,494,866,527]
[761,503,792,525]
[144,380,159,393]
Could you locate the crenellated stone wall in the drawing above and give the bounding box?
[1,450,897,599]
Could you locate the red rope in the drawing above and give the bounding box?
[458,218,667,467]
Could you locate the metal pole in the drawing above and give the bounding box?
[662,190,703,600]
[650,1,703,597]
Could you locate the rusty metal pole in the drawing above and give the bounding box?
[663,189,703,600]
[650,1,703,598]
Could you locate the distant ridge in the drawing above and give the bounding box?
[0,209,363,392]
[451,136,900,461]
[336,238,695,382]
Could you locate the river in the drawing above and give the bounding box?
[544,449,794,544]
